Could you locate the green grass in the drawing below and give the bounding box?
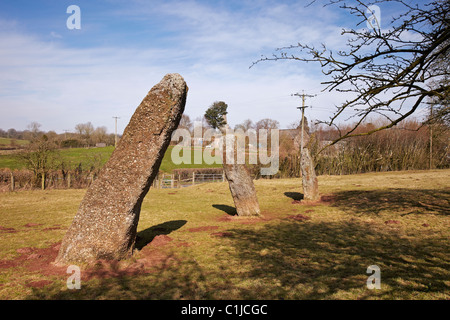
[0,146,222,172]
[0,156,24,170]
[0,138,29,146]
[0,169,448,299]
[160,146,222,172]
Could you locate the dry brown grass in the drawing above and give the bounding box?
[0,169,448,299]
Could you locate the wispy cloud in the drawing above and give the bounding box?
[50,31,62,39]
[0,0,362,133]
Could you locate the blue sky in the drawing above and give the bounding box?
[0,0,429,134]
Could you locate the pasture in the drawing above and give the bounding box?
[0,169,448,299]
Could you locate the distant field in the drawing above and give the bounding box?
[0,138,29,146]
[0,145,222,172]
[0,169,448,299]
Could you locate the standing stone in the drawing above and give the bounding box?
[300,148,320,201]
[222,132,260,217]
[55,73,188,265]
[223,163,261,216]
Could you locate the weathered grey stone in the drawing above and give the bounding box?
[222,133,260,217]
[300,148,320,201]
[55,74,188,265]
[223,163,261,216]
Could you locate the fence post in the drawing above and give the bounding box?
[192,172,195,186]
[41,172,45,190]
[171,174,174,188]
[10,171,15,192]
[222,171,225,182]
[67,172,71,189]
[177,174,181,188]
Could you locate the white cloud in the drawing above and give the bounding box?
[0,1,371,133]
[50,31,62,39]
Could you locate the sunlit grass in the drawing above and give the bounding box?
[0,169,448,299]
[0,145,221,172]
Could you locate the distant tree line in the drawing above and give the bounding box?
[179,112,449,177]
[0,121,116,190]
[0,121,118,148]
[1,111,448,191]
[277,118,449,177]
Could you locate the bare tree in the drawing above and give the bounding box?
[26,122,42,140]
[92,126,108,145]
[19,135,58,190]
[252,0,449,151]
[234,119,255,131]
[179,114,194,133]
[255,118,279,131]
[75,122,95,146]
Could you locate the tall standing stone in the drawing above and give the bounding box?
[55,73,188,265]
[300,148,320,201]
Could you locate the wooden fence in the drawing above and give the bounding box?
[0,169,226,191]
[152,172,225,189]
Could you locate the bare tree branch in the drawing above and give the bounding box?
[251,0,449,153]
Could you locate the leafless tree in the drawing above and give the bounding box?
[179,114,194,133]
[75,122,95,146]
[92,126,108,145]
[19,135,58,189]
[255,118,280,131]
[234,119,255,131]
[252,0,449,152]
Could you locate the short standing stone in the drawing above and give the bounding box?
[55,73,188,265]
[223,163,261,216]
[222,133,260,217]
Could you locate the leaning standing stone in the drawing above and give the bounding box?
[223,163,261,216]
[55,73,188,265]
[222,133,261,217]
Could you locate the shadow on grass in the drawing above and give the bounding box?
[24,188,449,300]
[25,217,449,300]
[224,219,449,299]
[25,255,214,300]
[212,204,237,216]
[331,188,450,216]
[284,192,303,201]
[135,220,187,250]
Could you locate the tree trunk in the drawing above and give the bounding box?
[41,172,45,190]
[300,148,320,201]
[55,74,188,265]
[67,172,71,189]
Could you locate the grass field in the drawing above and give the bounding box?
[0,145,222,172]
[0,138,29,146]
[0,169,448,300]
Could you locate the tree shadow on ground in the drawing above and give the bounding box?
[225,219,449,299]
[135,220,187,250]
[331,188,450,216]
[284,192,303,201]
[24,217,449,300]
[25,254,214,300]
[212,204,237,216]
[23,188,449,300]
